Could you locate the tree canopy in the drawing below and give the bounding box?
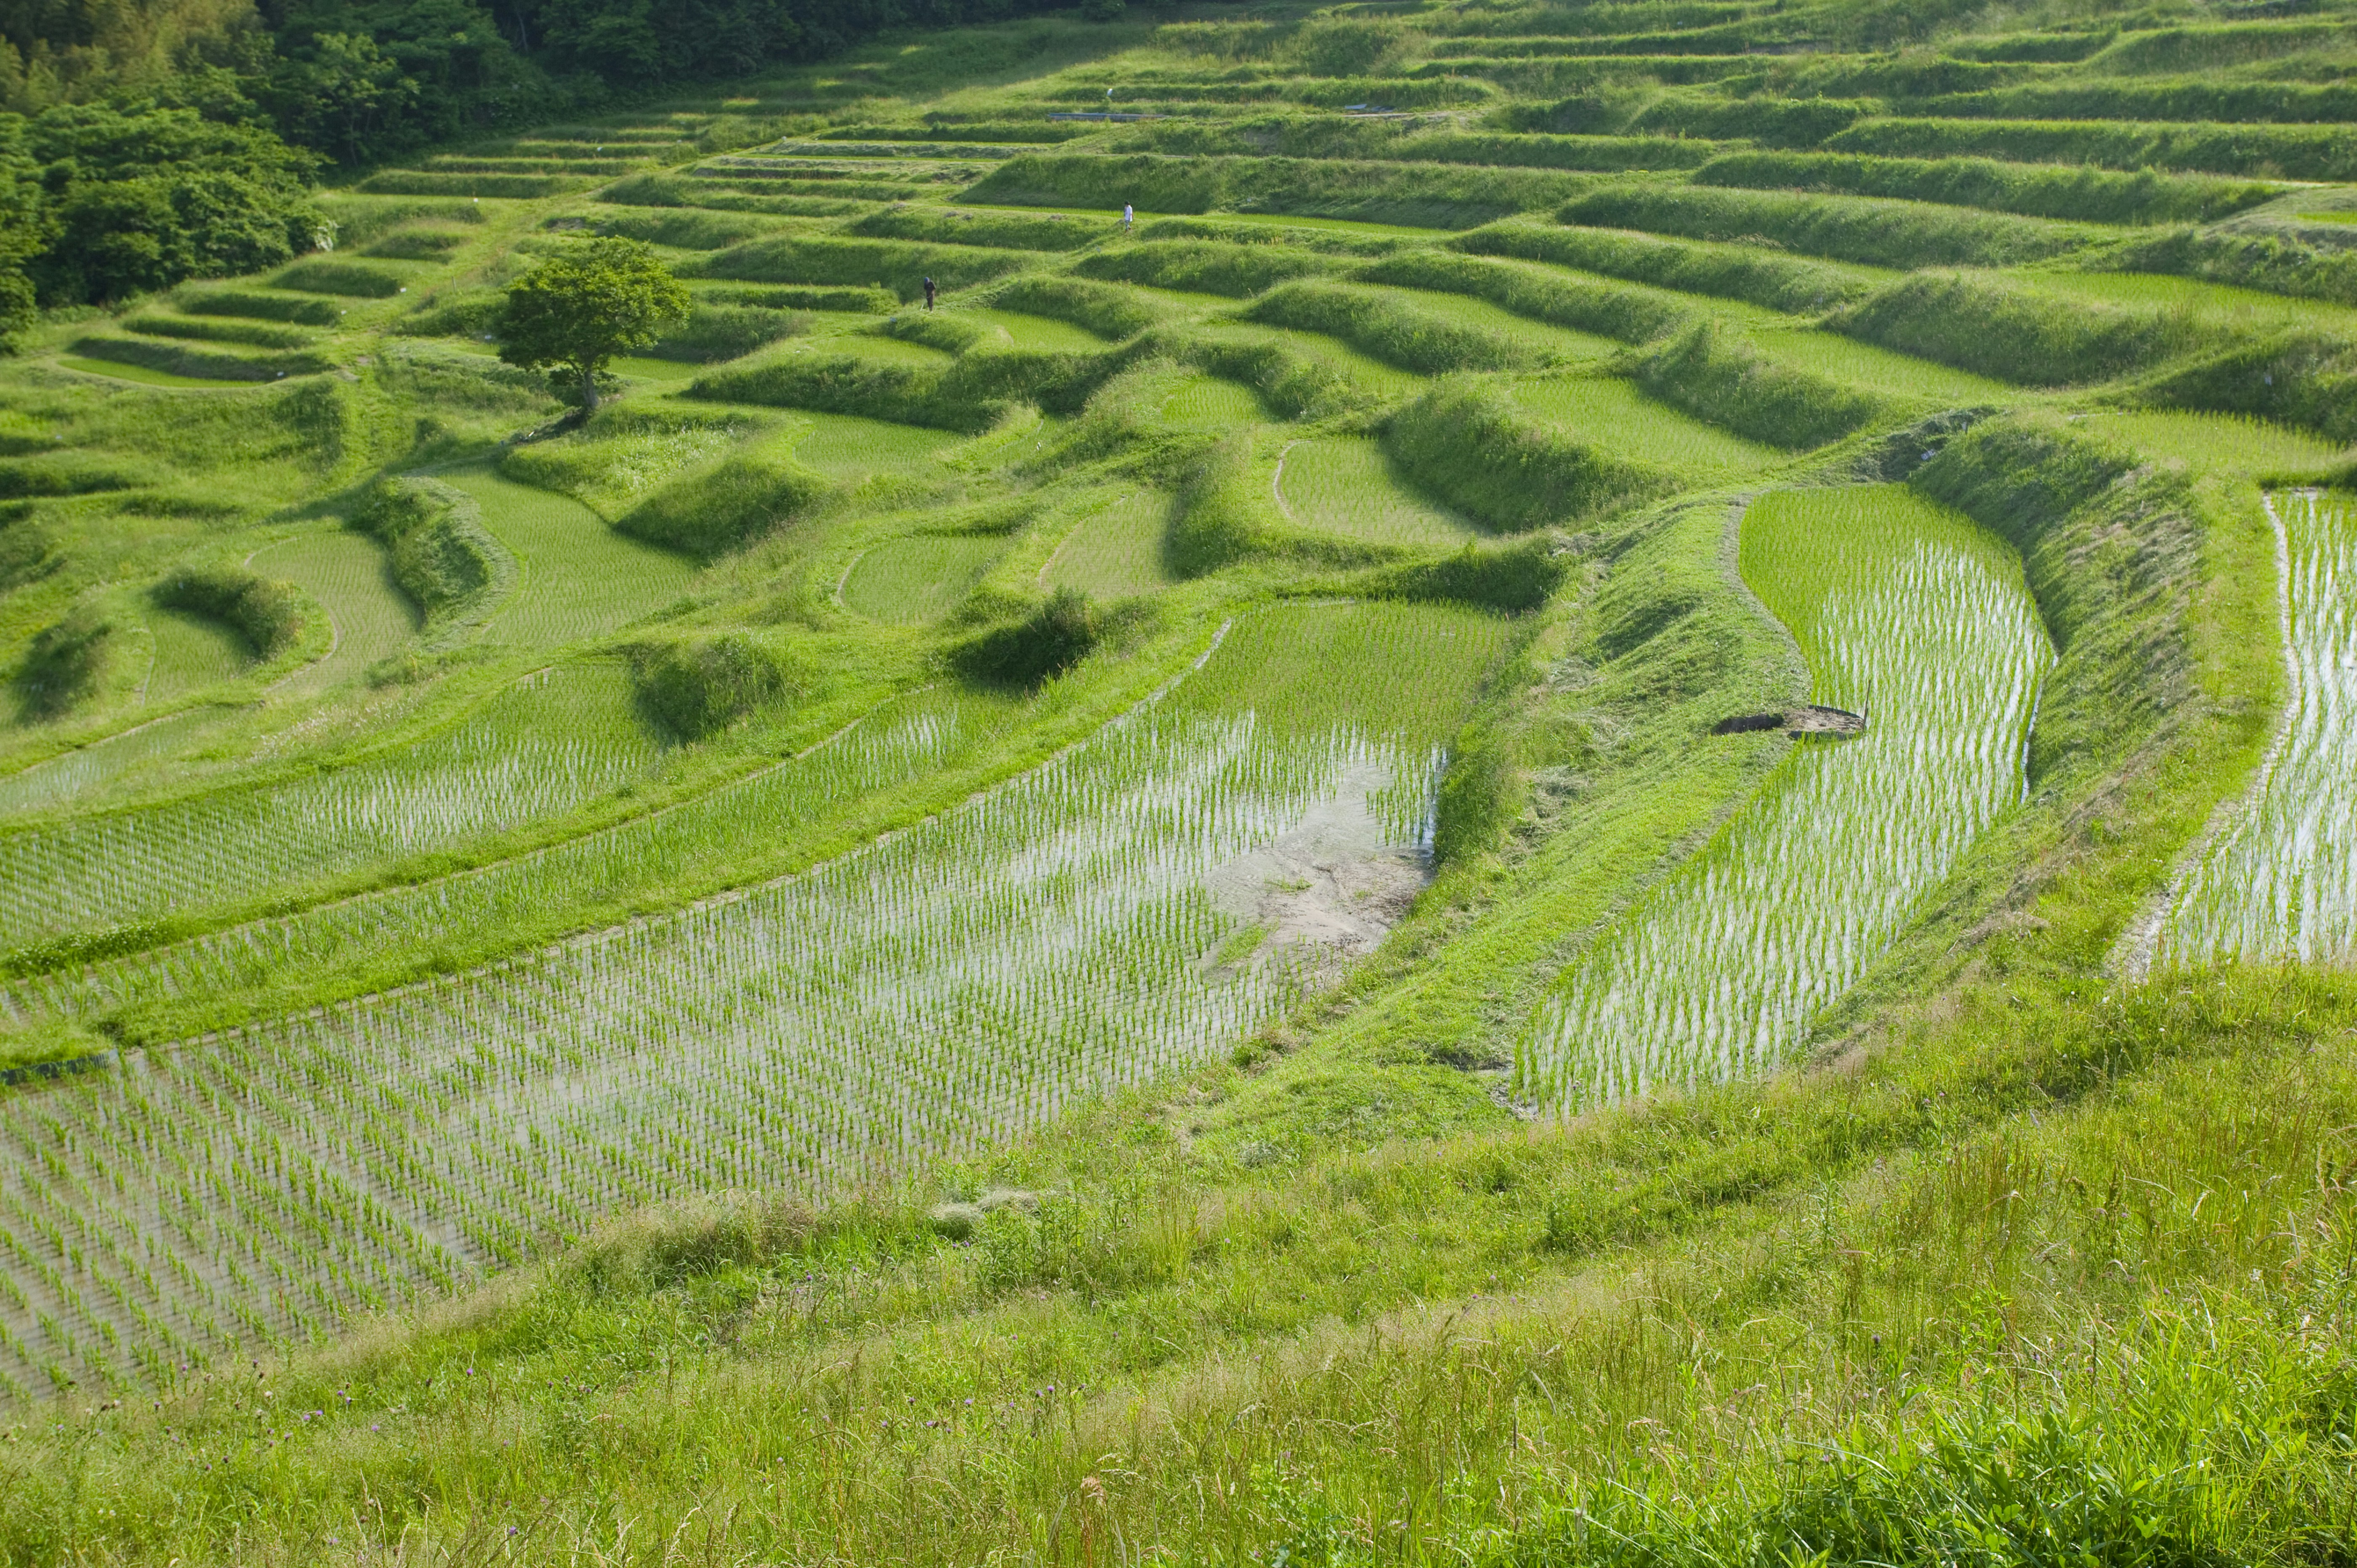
[496,234,689,413]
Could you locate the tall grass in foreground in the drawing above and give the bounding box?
[1519,486,2051,1112]
[2162,491,2357,967]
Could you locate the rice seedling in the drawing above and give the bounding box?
[137,609,253,704]
[245,532,422,694]
[0,663,670,949]
[2018,269,2357,338]
[840,535,1004,623]
[2160,492,2357,965]
[1518,486,2052,1113]
[499,415,754,520]
[0,708,243,819]
[2075,411,2351,477]
[956,309,1112,352]
[0,604,1508,1401]
[1507,374,1788,481]
[1040,491,1176,598]
[1275,436,1479,550]
[1743,327,2021,404]
[1156,375,1266,429]
[790,412,965,480]
[441,468,701,646]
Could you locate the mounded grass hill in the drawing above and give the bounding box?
[2,0,2357,1561]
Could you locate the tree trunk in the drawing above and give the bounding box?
[580,364,601,415]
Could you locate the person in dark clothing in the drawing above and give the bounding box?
[923,276,937,311]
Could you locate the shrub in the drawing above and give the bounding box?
[1453,219,1867,313]
[390,288,508,338]
[362,229,469,260]
[1692,151,2280,226]
[1351,249,1691,344]
[1824,118,2357,185]
[617,454,831,558]
[1828,272,2189,387]
[1560,183,2102,270]
[16,601,119,720]
[847,206,1115,252]
[1243,281,1539,374]
[1071,240,1334,298]
[630,633,798,738]
[686,235,1032,303]
[152,566,306,657]
[951,589,1103,687]
[1384,377,1678,532]
[1633,322,1886,448]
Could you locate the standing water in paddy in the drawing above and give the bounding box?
[2162,492,2357,966]
[1517,487,2053,1114]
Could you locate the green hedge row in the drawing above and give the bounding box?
[617,454,831,559]
[1384,376,1677,531]
[988,276,1166,340]
[1243,281,1545,375]
[846,205,1116,252]
[2098,227,2357,310]
[1910,79,2357,125]
[599,173,871,218]
[1692,151,2279,226]
[1561,183,2103,269]
[1824,117,2357,183]
[1828,272,2190,387]
[962,152,1593,230]
[1632,322,1886,449]
[684,235,1034,303]
[630,633,801,738]
[151,566,306,658]
[1071,240,1333,298]
[1352,248,1692,344]
[1621,93,1878,147]
[1453,219,1870,314]
[347,477,513,640]
[689,338,1136,431]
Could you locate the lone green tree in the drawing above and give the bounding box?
[497,236,690,416]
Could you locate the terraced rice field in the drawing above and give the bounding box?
[1277,437,1479,550]
[247,532,420,693]
[445,468,700,645]
[139,610,251,703]
[0,602,1506,1399]
[1748,328,2019,404]
[1041,491,1174,598]
[841,534,1003,622]
[2160,492,2357,966]
[0,663,668,949]
[1509,374,1789,481]
[1518,487,2052,1112]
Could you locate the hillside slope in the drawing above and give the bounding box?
[1,0,2356,1561]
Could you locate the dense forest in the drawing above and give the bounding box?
[0,0,1094,319]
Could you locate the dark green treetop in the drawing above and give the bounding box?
[497,236,690,415]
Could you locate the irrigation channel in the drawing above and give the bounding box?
[2160,492,2357,966]
[0,603,1503,1403]
[1516,486,2054,1113]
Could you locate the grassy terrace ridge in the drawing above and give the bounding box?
[2,0,2357,1561]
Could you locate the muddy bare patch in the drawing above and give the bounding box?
[1204,759,1429,985]
[1711,703,1868,736]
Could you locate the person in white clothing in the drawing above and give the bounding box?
[1122,203,1133,232]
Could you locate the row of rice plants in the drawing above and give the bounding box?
[0,604,1509,1402]
[0,664,668,950]
[2160,492,2357,967]
[11,686,1003,1023]
[1275,436,1480,550]
[1516,486,2052,1113]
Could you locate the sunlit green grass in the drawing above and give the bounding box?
[841,534,1003,622]
[1156,374,1265,428]
[1746,326,2021,404]
[140,606,253,703]
[2022,268,2357,336]
[1508,373,1789,481]
[247,530,421,692]
[1040,490,1175,598]
[2077,409,2352,476]
[51,356,255,390]
[791,411,964,479]
[1277,435,1479,550]
[442,467,700,646]
[0,706,244,818]
[958,307,1112,351]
